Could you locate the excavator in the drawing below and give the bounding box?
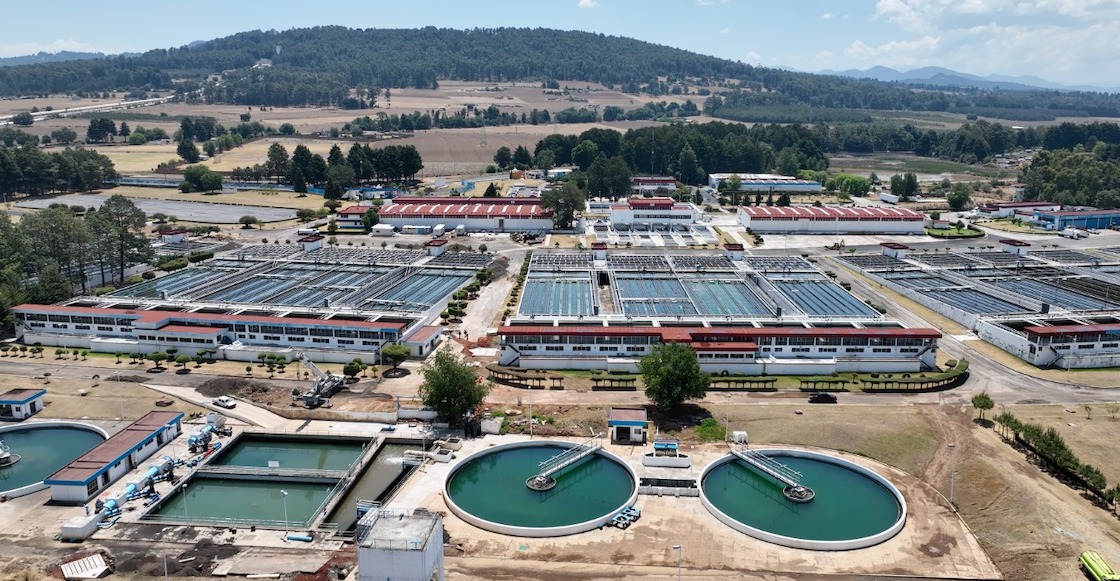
[293,351,346,409]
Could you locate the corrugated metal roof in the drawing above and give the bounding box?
[14,304,407,331]
[498,325,940,340]
[380,202,551,219]
[739,206,925,220]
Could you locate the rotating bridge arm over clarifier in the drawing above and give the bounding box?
[526,435,602,491]
[732,445,815,503]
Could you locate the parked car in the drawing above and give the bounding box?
[212,396,237,409]
[808,392,838,404]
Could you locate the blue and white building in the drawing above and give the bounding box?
[709,173,823,193]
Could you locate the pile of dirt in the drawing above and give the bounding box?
[196,377,271,398]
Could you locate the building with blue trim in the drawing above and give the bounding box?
[1033,209,1120,230]
[708,173,823,193]
[0,389,46,420]
[608,407,648,444]
[44,410,183,504]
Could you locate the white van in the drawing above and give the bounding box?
[297,228,319,236]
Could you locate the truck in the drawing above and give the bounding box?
[1061,228,1088,239]
[1080,551,1120,581]
[454,224,466,236]
[432,224,446,237]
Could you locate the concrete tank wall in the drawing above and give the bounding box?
[698,448,907,551]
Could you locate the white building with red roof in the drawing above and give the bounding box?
[13,303,411,364]
[499,324,939,374]
[608,197,702,228]
[378,197,553,233]
[337,205,370,230]
[738,206,927,234]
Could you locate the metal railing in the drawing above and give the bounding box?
[537,435,602,478]
[732,446,801,488]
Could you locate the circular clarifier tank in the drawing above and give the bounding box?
[700,448,906,550]
[0,422,107,498]
[444,441,637,537]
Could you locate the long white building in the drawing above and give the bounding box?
[738,206,927,234]
[499,324,939,375]
[378,197,553,233]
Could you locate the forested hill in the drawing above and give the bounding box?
[0,27,750,97]
[1,26,1119,120]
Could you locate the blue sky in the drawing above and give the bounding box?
[4,0,1118,86]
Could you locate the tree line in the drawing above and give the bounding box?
[532,122,830,184]
[0,146,118,201]
[5,26,1119,121]
[235,142,423,190]
[0,196,151,331]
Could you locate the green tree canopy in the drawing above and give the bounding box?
[493,146,512,169]
[177,139,200,163]
[540,181,584,229]
[971,391,994,421]
[381,344,411,369]
[361,208,380,231]
[570,140,600,171]
[638,342,710,409]
[417,349,490,423]
[948,183,973,211]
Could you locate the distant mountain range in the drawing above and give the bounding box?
[818,66,1119,93]
[0,51,108,67]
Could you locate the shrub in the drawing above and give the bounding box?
[161,257,189,271]
[141,271,156,280]
[696,418,726,442]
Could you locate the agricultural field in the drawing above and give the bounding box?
[87,142,179,174]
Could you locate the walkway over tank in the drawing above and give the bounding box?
[526,435,603,491]
[732,444,815,502]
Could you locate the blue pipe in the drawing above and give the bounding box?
[285,533,313,542]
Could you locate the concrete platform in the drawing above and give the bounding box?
[386,435,1002,580]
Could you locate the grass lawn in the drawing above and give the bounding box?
[979,219,1055,234]
[927,227,984,238]
[107,185,326,211]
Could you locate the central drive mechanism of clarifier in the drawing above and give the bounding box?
[526,475,556,491]
[784,484,815,503]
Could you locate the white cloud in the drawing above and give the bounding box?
[821,12,834,20]
[810,50,835,69]
[695,0,730,5]
[0,39,99,58]
[719,27,731,34]
[861,0,1120,84]
[577,0,599,8]
[744,51,761,63]
[844,36,940,65]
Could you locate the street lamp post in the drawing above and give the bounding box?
[672,544,682,581]
[281,489,289,538]
[947,443,957,507]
